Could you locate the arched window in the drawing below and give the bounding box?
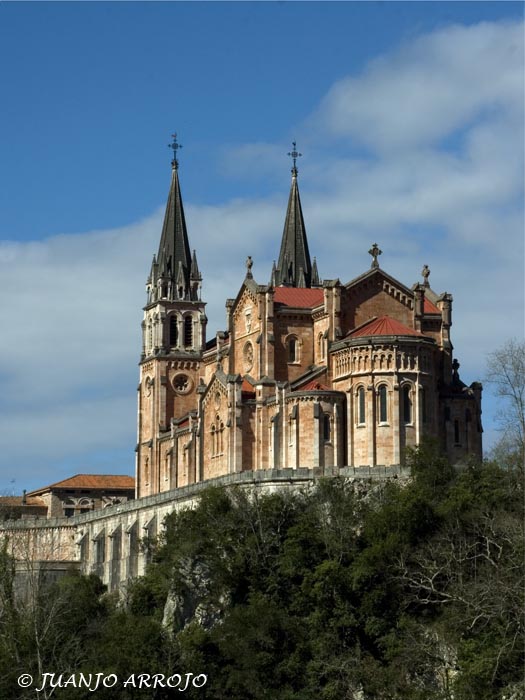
[184,316,193,348]
[219,421,224,454]
[402,386,412,424]
[211,425,216,456]
[78,498,92,514]
[378,385,388,423]
[318,333,325,361]
[358,387,366,425]
[288,336,298,363]
[169,316,178,347]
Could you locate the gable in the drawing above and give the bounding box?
[341,268,415,334]
[232,286,260,338]
[201,372,229,411]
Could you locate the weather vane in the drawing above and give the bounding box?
[168,133,182,168]
[287,141,302,175]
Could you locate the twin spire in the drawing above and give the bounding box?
[273,141,320,288]
[147,135,201,303]
[147,136,319,305]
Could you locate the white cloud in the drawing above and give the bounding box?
[311,21,524,153]
[1,18,523,491]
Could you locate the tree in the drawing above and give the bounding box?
[485,338,525,467]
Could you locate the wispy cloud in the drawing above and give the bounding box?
[310,21,523,153]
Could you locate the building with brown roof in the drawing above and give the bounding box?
[26,474,135,519]
[0,495,48,520]
[137,141,482,497]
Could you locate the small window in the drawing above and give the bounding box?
[403,386,412,424]
[454,419,460,445]
[444,406,451,422]
[184,316,193,348]
[358,387,366,425]
[288,337,298,363]
[323,414,331,441]
[169,316,178,346]
[64,508,74,518]
[378,386,388,423]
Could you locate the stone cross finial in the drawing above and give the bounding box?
[422,264,430,287]
[368,243,382,269]
[287,141,302,176]
[168,133,182,169]
[246,255,253,278]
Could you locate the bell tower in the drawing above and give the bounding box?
[137,135,206,497]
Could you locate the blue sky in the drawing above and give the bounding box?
[0,2,523,493]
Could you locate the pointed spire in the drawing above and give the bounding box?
[274,143,313,287]
[147,254,156,285]
[270,260,277,287]
[190,250,201,280]
[311,257,321,287]
[156,136,193,300]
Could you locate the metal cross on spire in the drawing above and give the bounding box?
[368,243,382,269]
[168,133,182,169]
[287,141,302,176]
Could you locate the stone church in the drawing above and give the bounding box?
[137,138,482,499]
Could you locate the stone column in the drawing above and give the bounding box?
[281,387,288,468]
[334,402,342,467]
[347,388,354,467]
[367,383,376,467]
[391,383,400,466]
[313,402,321,468]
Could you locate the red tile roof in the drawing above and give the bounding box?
[241,378,256,395]
[28,474,135,495]
[349,316,423,338]
[424,297,440,314]
[273,287,324,308]
[297,380,331,392]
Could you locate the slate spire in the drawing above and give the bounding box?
[154,135,195,300]
[274,143,316,288]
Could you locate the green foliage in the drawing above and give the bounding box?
[1,449,522,699]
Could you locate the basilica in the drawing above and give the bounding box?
[137,138,483,499]
[0,138,484,590]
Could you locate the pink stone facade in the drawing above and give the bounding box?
[136,164,482,498]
